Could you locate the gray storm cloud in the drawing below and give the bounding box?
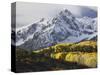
[16,2,97,28]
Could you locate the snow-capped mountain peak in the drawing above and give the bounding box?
[12,9,97,51]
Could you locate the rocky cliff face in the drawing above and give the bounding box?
[11,9,97,51]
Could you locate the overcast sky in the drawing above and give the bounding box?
[16,2,97,28]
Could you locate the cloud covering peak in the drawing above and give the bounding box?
[15,2,97,28]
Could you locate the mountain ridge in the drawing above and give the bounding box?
[11,9,97,51]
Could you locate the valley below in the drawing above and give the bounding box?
[15,40,97,72]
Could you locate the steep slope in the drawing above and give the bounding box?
[12,9,97,51]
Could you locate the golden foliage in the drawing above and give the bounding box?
[28,40,97,68]
[51,52,66,60]
[52,52,97,68]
